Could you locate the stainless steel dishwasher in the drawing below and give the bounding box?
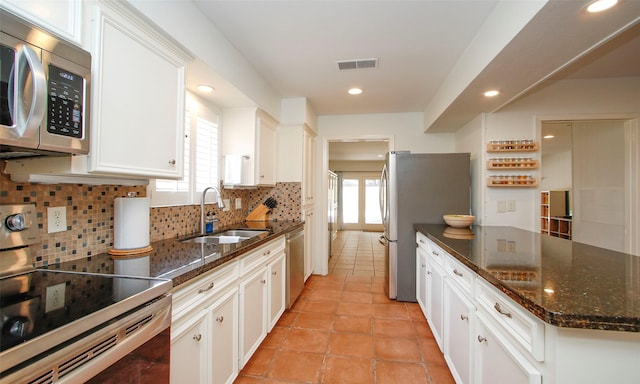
[286,227,305,308]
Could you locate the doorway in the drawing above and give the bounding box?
[340,172,383,232]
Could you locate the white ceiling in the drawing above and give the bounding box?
[185,1,640,159]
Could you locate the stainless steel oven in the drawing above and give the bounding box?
[0,9,91,159]
[0,205,171,384]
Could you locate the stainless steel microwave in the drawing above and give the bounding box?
[0,9,91,159]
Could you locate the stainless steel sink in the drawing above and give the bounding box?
[181,229,269,244]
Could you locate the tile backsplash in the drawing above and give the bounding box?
[1,171,301,267]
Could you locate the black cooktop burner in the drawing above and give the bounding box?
[0,269,166,353]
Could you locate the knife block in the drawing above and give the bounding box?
[245,204,270,221]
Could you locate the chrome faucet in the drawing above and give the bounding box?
[201,186,225,235]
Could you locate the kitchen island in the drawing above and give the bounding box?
[415,224,640,384]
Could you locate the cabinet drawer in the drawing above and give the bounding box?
[476,279,544,362]
[425,238,446,267]
[172,261,239,319]
[416,232,430,251]
[444,254,475,296]
[240,237,285,276]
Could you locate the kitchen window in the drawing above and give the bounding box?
[148,94,220,206]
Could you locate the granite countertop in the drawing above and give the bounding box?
[414,224,640,332]
[45,221,304,287]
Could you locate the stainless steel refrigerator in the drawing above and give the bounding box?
[380,151,470,302]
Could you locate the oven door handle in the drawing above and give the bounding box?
[13,44,47,139]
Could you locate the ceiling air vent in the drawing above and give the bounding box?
[337,58,378,71]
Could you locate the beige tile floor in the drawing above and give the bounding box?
[234,230,455,384]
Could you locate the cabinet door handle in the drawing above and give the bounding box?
[272,271,277,275]
[198,282,215,293]
[426,270,432,275]
[421,264,426,268]
[494,303,513,318]
[216,316,224,323]
[453,269,463,277]
[477,335,487,343]
[261,279,267,284]
[460,314,468,321]
[419,239,425,244]
[193,334,202,341]
[169,159,176,165]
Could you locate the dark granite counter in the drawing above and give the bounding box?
[415,224,640,332]
[46,221,304,287]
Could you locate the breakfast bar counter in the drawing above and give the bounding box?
[414,224,640,332]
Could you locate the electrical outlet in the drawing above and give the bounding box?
[223,199,231,212]
[235,198,242,209]
[507,200,516,212]
[47,206,67,233]
[497,200,506,213]
[45,282,66,313]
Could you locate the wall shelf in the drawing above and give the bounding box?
[487,158,538,170]
[487,176,538,187]
[486,140,538,152]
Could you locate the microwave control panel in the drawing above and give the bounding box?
[47,65,84,138]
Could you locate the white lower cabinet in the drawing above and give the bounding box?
[416,245,428,315]
[171,236,287,383]
[444,279,475,384]
[416,232,543,384]
[267,252,286,331]
[426,254,446,350]
[239,266,268,367]
[209,288,239,384]
[170,310,207,383]
[475,312,542,384]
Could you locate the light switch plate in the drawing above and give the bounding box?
[507,200,516,212]
[235,198,242,209]
[223,199,231,212]
[47,206,67,233]
[497,200,506,213]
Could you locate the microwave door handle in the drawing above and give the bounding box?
[15,44,47,138]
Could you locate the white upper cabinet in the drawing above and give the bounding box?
[276,123,316,204]
[84,1,191,178]
[0,0,83,44]
[223,107,278,187]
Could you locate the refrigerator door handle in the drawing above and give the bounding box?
[379,164,388,229]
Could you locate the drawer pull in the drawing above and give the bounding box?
[198,282,215,293]
[419,239,425,244]
[193,334,202,341]
[421,264,426,268]
[453,269,463,277]
[426,270,432,275]
[431,251,440,257]
[477,335,487,343]
[272,271,278,275]
[264,250,271,256]
[216,316,224,323]
[494,303,513,318]
[460,314,468,321]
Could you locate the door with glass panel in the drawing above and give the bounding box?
[341,173,383,231]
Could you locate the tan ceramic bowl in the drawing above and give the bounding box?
[443,214,475,228]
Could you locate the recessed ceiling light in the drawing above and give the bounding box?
[348,88,363,95]
[483,90,500,97]
[197,85,214,93]
[543,135,555,139]
[586,0,617,13]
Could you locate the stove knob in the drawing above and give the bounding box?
[3,316,31,337]
[5,213,26,231]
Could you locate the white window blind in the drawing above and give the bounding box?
[194,116,219,196]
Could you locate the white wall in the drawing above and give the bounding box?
[454,114,485,225]
[318,112,455,152]
[480,77,640,232]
